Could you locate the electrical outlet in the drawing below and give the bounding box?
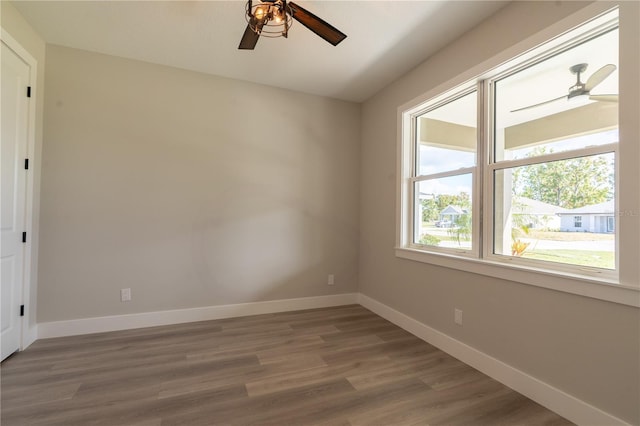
[121,288,131,302]
[454,308,463,326]
[327,274,335,285]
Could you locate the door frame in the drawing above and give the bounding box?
[1,28,38,351]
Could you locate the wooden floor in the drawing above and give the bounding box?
[1,305,572,426]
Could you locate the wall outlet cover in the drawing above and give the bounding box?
[121,288,132,302]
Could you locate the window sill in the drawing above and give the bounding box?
[395,247,640,307]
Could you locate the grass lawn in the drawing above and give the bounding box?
[528,230,614,242]
[522,249,614,269]
[420,225,615,269]
[424,225,614,242]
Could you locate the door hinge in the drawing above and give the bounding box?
[22,231,27,243]
[25,158,29,170]
[20,305,25,317]
[27,86,31,98]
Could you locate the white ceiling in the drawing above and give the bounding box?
[11,0,507,102]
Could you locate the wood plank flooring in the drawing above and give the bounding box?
[0,305,573,425]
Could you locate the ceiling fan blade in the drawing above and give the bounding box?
[584,64,616,91]
[238,23,260,50]
[589,94,618,102]
[288,2,346,46]
[511,95,566,113]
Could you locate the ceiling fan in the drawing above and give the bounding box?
[238,0,347,50]
[511,63,618,112]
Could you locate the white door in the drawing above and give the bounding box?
[1,40,30,361]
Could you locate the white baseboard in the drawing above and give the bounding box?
[22,325,38,350]
[357,293,629,426]
[38,293,358,339]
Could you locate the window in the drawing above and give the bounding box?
[397,8,632,292]
[489,23,618,272]
[574,216,583,228]
[411,91,477,254]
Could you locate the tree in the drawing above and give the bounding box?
[438,193,471,211]
[420,198,439,222]
[512,147,613,209]
[448,212,472,245]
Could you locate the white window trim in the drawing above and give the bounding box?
[482,144,618,282]
[407,86,480,259]
[395,247,638,307]
[395,3,640,308]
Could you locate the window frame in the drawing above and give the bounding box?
[395,4,639,307]
[407,86,481,259]
[483,144,618,279]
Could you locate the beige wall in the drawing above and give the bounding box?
[359,1,639,424]
[39,45,360,321]
[1,0,46,339]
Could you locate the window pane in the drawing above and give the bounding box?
[494,27,618,161]
[414,175,473,250]
[493,153,615,269]
[416,91,476,175]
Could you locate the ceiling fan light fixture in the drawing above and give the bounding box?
[254,5,268,20]
[245,0,292,38]
[238,0,346,50]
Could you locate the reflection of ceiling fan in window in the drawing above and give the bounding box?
[512,63,618,112]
